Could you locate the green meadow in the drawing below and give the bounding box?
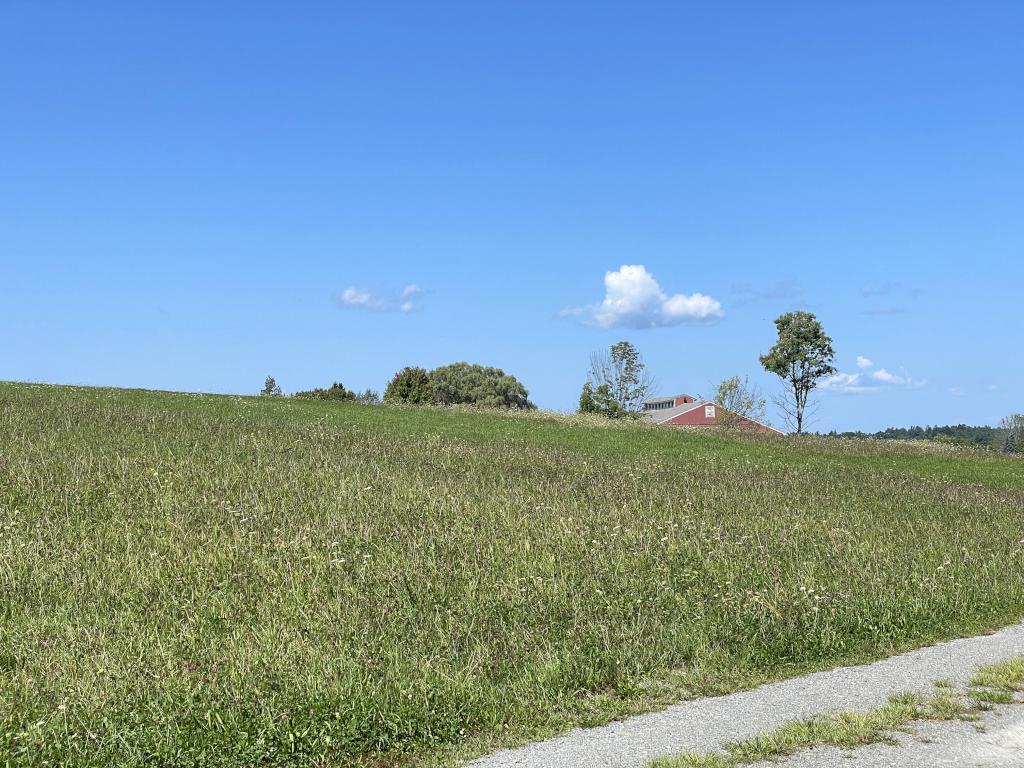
[1,381,1022,767]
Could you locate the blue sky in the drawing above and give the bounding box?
[1,2,1020,431]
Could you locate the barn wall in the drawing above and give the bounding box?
[665,407,779,434]
[666,406,719,427]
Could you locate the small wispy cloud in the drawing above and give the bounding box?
[861,283,893,298]
[859,282,923,315]
[731,279,803,306]
[950,386,965,396]
[398,284,423,313]
[339,283,425,314]
[564,264,724,329]
[822,356,926,394]
[870,368,904,385]
[987,384,999,392]
[860,306,906,316]
[340,288,386,311]
[820,372,879,393]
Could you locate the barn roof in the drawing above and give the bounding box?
[640,394,786,434]
[640,398,708,424]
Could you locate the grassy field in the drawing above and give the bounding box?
[1,381,1022,767]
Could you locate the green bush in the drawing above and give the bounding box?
[578,381,627,418]
[429,362,534,409]
[292,382,355,401]
[384,367,433,404]
[384,363,534,410]
[353,388,381,404]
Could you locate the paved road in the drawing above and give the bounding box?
[467,622,1024,768]
[754,702,1024,767]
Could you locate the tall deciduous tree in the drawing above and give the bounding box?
[579,340,653,418]
[759,312,836,434]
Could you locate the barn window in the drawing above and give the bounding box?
[705,405,716,419]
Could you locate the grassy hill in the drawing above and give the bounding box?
[1,381,1022,767]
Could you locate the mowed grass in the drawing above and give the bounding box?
[1,381,1023,767]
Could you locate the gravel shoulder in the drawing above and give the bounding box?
[467,622,1024,768]
[754,700,1024,768]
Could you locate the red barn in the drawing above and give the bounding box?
[641,394,784,435]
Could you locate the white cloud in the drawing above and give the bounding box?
[860,306,905,316]
[861,284,892,297]
[821,373,880,393]
[731,280,803,306]
[870,368,905,385]
[859,282,924,308]
[950,386,965,396]
[569,264,724,329]
[987,384,999,392]
[340,283,425,314]
[822,360,926,394]
[827,373,861,388]
[340,288,386,311]
[399,284,424,313]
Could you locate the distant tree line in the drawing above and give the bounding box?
[824,424,1000,445]
[823,418,1023,454]
[259,363,535,411]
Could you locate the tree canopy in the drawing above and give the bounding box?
[384,367,433,405]
[260,376,283,397]
[999,413,1023,454]
[429,362,534,409]
[714,375,768,427]
[579,341,652,418]
[292,382,356,401]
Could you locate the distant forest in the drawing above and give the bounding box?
[822,424,1003,449]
